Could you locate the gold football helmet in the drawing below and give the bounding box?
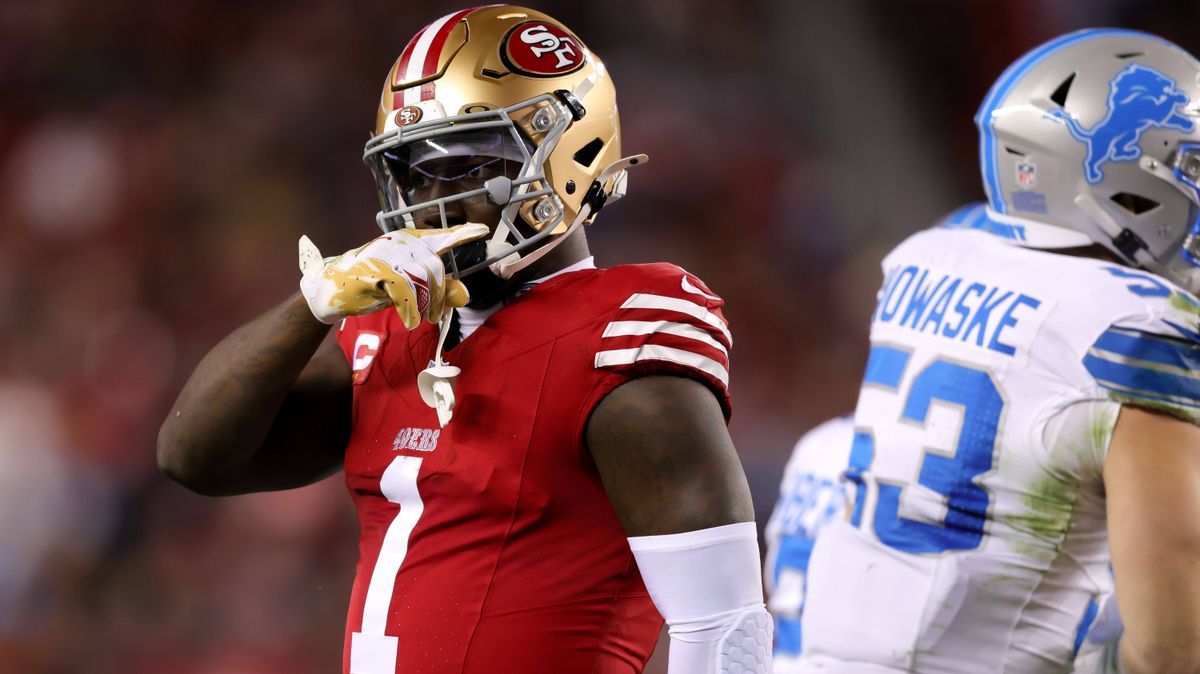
[364,5,645,279]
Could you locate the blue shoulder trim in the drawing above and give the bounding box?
[938,203,990,229]
[937,202,1027,241]
[1084,326,1200,407]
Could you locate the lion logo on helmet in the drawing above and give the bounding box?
[1051,63,1195,184]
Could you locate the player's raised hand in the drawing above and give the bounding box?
[298,224,489,328]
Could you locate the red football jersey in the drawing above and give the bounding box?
[335,263,733,674]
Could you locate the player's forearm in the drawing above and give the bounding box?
[1120,637,1200,674]
[1116,571,1200,674]
[1116,570,1200,673]
[157,292,334,492]
[1106,407,1200,674]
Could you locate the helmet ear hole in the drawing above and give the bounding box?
[1049,73,1075,107]
[1111,192,1160,215]
[572,138,604,167]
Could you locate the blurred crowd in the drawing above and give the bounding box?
[1,0,1196,671]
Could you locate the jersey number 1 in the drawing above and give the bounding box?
[349,455,424,674]
[847,345,1003,554]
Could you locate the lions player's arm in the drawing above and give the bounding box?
[585,375,753,534]
[1105,405,1200,674]
[157,293,351,496]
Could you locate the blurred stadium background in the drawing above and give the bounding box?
[1,0,1196,671]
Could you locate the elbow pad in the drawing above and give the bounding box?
[629,522,773,674]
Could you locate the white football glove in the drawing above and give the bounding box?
[298,224,489,328]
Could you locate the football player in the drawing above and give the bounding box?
[157,6,770,674]
[763,416,853,673]
[768,411,1121,673]
[793,29,1200,673]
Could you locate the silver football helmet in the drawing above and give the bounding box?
[976,28,1200,292]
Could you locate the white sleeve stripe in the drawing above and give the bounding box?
[602,320,729,355]
[595,345,730,387]
[619,293,732,346]
[681,276,721,301]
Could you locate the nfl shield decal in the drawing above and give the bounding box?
[1016,161,1036,188]
[502,21,586,77]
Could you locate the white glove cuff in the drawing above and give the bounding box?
[299,272,340,325]
[629,522,772,674]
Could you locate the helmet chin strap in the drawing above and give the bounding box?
[491,153,649,279]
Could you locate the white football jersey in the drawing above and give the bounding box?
[798,207,1200,673]
[764,417,854,673]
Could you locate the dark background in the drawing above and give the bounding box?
[1,1,1195,671]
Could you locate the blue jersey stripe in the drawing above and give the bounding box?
[847,432,874,527]
[1093,327,1200,371]
[1083,353,1200,407]
[975,29,1146,214]
[776,617,802,656]
[1165,318,1200,344]
[1091,378,1200,409]
[1072,599,1100,657]
[771,535,815,657]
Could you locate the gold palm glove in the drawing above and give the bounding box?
[298,224,489,328]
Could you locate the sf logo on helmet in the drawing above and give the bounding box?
[1051,63,1195,183]
[503,21,585,76]
[520,24,577,69]
[396,106,423,127]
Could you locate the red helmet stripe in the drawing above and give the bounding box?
[396,6,499,107]
[422,8,477,79]
[417,7,481,101]
[393,26,427,89]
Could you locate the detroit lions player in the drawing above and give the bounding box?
[765,412,1123,673]
[764,417,853,673]
[796,29,1200,674]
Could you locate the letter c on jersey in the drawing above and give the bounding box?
[352,331,384,384]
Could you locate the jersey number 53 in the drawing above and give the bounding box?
[846,344,1004,554]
